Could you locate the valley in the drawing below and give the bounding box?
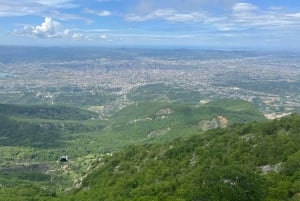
[0,47,300,200]
[1,48,300,118]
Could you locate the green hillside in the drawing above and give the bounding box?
[0,103,102,148]
[107,99,265,145]
[128,83,205,103]
[0,114,63,148]
[0,104,106,195]
[113,99,264,123]
[0,103,98,120]
[69,114,300,201]
[0,99,269,201]
[0,99,264,163]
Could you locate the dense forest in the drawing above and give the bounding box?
[1,114,300,201]
[69,114,300,201]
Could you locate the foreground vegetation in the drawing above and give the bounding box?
[66,114,300,201]
[1,114,299,200]
[2,100,300,200]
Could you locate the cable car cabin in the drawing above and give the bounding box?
[60,156,68,162]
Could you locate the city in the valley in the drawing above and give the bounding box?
[1,47,299,119]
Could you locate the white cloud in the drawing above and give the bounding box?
[100,34,108,39]
[83,8,113,17]
[35,0,77,9]
[126,9,208,23]
[34,17,60,35]
[97,0,120,2]
[6,0,300,46]
[0,0,80,19]
[286,13,300,18]
[133,0,239,13]
[232,2,258,13]
[231,2,300,28]
[98,10,113,16]
[14,17,110,41]
[125,2,300,34]
[0,2,40,17]
[72,33,83,40]
[17,17,68,38]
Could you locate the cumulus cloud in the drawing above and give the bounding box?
[14,17,110,41]
[35,18,61,36]
[17,17,68,38]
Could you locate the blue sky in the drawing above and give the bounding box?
[1,0,300,49]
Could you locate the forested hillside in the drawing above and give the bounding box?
[2,102,299,201]
[70,114,300,201]
[0,104,98,120]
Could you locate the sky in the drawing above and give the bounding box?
[1,0,300,49]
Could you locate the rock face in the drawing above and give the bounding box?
[199,115,228,131]
[156,108,174,120]
[218,115,228,128]
[260,163,282,174]
[147,127,171,138]
[156,108,174,116]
